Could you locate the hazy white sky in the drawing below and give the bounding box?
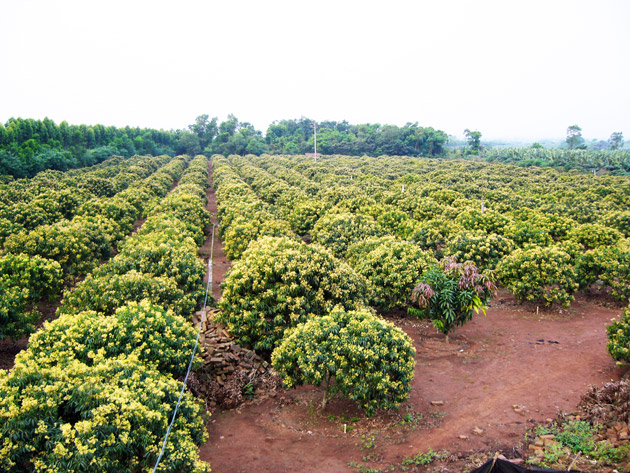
[1,0,628,141]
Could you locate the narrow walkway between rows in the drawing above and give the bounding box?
[199,161,230,302]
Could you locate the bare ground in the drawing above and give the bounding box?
[200,271,627,472]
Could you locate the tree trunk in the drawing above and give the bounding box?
[321,375,331,409]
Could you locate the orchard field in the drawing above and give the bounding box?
[1,152,630,472]
[206,154,630,472]
[213,153,630,310]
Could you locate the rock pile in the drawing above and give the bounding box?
[190,308,275,408]
[194,308,270,382]
[596,421,630,446]
[527,433,567,460]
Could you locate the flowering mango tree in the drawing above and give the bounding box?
[409,258,496,342]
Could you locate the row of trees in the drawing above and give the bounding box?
[212,156,417,414]
[180,115,449,158]
[462,127,625,154]
[214,152,630,366]
[566,125,624,151]
[2,115,625,179]
[0,116,449,178]
[0,118,183,177]
[0,155,212,472]
[0,155,184,340]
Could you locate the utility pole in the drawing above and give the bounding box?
[313,122,317,163]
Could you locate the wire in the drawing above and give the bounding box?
[152,222,216,473]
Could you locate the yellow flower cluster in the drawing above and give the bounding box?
[0,155,212,472]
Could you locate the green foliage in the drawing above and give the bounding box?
[347,238,436,310]
[598,248,630,301]
[105,233,206,296]
[403,197,445,222]
[504,209,575,246]
[607,304,630,364]
[594,442,630,464]
[496,246,578,307]
[0,253,63,301]
[138,214,206,247]
[410,259,495,336]
[409,218,463,256]
[265,119,447,157]
[464,129,482,153]
[22,300,200,377]
[0,355,209,473]
[4,215,120,278]
[556,420,597,455]
[575,247,615,289]
[0,282,36,340]
[401,448,449,467]
[78,176,116,197]
[222,215,294,260]
[0,118,180,178]
[532,420,630,467]
[272,307,416,416]
[288,199,325,236]
[376,208,418,239]
[0,201,51,230]
[604,211,630,237]
[117,187,156,217]
[58,270,195,317]
[217,236,369,353]
[444,230,514,270]
[567,223,622,250]
[0,218,24,248]
[566,124,584,150]
[152,191,211,231]
[312,212,386,258]
[483,147,630,174]
[609,132,624,151]
[0,154,211,471]
[456,209,511,235]
[77,196,139,234]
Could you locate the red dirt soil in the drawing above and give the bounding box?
[200,294,627,472]
[199,162,229,301]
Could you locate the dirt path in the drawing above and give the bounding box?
[200,291,628,472]
[198,161,230,302]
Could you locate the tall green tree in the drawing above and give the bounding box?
[609,131,624,150]
[464,129,482,153]
[189,114,218,150]
[566,125,584,149]
[177,131,201,156]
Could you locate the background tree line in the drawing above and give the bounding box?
[180,115,449,158]
[0,115,449,178]
[0,117,180,178]
[2,115,626,179]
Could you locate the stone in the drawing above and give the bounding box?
[472,427,484,435]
